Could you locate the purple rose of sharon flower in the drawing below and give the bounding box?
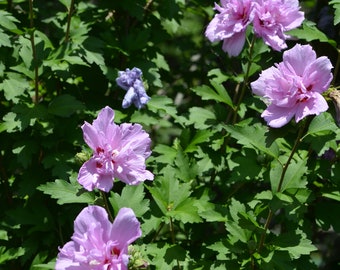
[78,106,154,192]
[251,44,333,128]
[205,0,254,57]
[116,67,151,109]
[252,0,304,51]
[55,206,142,270]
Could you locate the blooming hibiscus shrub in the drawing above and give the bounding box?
[0,0,340,270]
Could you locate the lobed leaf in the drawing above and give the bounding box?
[109,185,150,218]
[224,122,279,158]
[48,94,85,117]
[37,179,95,205]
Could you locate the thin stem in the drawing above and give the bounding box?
[169,217,176,244]
[151,222,165,243]
[7,0,12,10]
[65,0,75,43]
[144,0,154,11]
[28,0,39,103]
[169,217,181,270]
[100,191,114,222]
[231,35,257,124]
[331,48,340,85]
[257,120,309,253]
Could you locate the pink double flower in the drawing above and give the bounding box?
[205,0,304,57]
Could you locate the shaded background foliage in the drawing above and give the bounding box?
[0,0,340,269]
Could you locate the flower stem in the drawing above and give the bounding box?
[169,217,181,270]
[100,190,114,222]
[331,48,340,86]
[151,222,165,243]
[65,0,75,43]
[257,120,308,253]
[28,0,39,104]
[231,35,257,124]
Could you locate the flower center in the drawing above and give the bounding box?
[94,146,119,174]
[112,247,120,257]
[296,85,312,103]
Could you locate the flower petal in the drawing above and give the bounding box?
[222,31,246,57]
[282,44,316,76]
[262,104,296,128]
[295,93,329,123]
[74,206,111,236]
[111,208,142,249]
[303,56,333,93]
[78,159,99,191]
[81,123,100,151]
[92,106,115,134]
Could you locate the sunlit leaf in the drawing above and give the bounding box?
[37,179,95,205]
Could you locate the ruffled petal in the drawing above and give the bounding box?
[78,159,99,191]
[283,44,316,76]
[222,31,246,57]
[294,93,329,123]
[92,106,115,134]
[110,208,142,248]
[303,56,333,93]
[262,104,296,128]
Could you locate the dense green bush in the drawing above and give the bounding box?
[0,0,339,269]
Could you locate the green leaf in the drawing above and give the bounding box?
[0,112,21,133]
[194,189,227,222]
[147,95,177,120]
[226,220,252,244]
[37,179,95,205]
[109,185,149,218]
[275,192,294,203]
[306,112,337,137]
[18,36,33,69]
[82,37,105,67]
[254,190,273,201]
[191,80,234,108]
[146,168,201,223]
[162,18,180,35]
[0,30,11,47]
[330,0,340,25]
[230,148,263,181]
[224,122,279,158]
[272,231,317,259]
[0,103,48,133]
[0,246,25,264]
[31,261,55,269]
[147,243,183,269]
[0,230,8,241]
[59,0,72,8]
[209,78,234,108]
[0,10,19,31]
[174,148,198,181]
[188,107,216,129]
[152,144,177,164]
[270,156,307,193]
[322,191,340,202]
[208,242,230,261]
[287,20,335,46]
[184,129,212,153]
[48,94,85,117]
[12,140,39,168]
[0,73,29,102]
[207,68,229,84]
[152,52,170,71]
